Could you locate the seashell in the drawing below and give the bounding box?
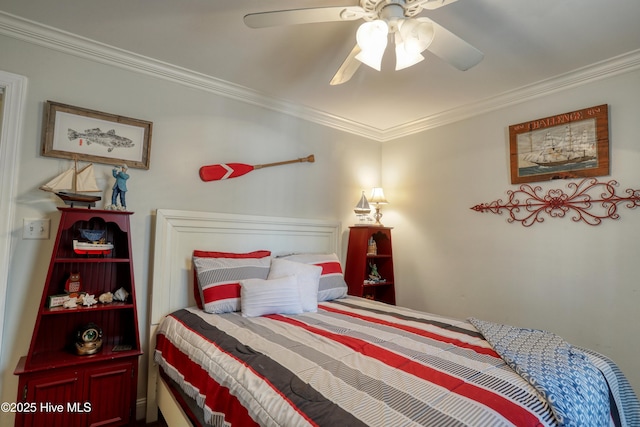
[113,287,129,302]
[63,297,77,309]
[82,294,97,307]
[98,292,113,303]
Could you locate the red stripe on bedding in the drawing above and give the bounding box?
[156,334,258,426]
[319,304,498,357]
[269,314,542,427]
[202,282,240,302]
[157,334,259,427]
[316,261,343,275]
[157,324,320,427]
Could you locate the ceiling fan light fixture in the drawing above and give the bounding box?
[393,30,422,70]
[399,19,435,54]
[355,19,389,71]
[395,46,424,70]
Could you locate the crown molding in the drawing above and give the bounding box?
[1,11,639,142]
[382,49,640,141]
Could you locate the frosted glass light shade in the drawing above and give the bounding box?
[395,19,434,70]
[400,19,435,54]
[395,32,424,70]
[355,20,389,71]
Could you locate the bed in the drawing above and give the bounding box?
[146,209,640,427]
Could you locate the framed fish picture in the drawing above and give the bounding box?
[41,101,152,169]
[509,104,609,184]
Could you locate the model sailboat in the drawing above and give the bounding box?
[354,191,373,225]
[40,161,102,208]
[354,191,371,215]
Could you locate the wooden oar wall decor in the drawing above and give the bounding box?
[199,155,315,181]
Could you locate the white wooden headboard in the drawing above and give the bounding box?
[146,209,342,422]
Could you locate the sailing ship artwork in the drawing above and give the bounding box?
[517,121,597,174]
[509,104,609,184]
[40,160,102,208]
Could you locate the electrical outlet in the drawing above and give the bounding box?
[23,218,50,239]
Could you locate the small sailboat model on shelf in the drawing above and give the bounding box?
[40,160,102,208]
[354,191,373,226]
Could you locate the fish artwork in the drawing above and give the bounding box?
[68,128,134,152]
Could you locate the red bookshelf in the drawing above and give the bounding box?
[14,207,141,426]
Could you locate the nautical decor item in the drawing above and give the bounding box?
[74,228,113,255]
[99,292,114,304]
[75,322,103,355]
[367,236,377,255]
[63,298,78,309]
[109,164,129,210]
[366,261,383,284]
[199,155,315,181]
[40,160,101,208]
[80,293,98,307]
[113,287,130,302]
[80,229,105,242]
[509,105,609,184]
[354,191,372,225]
[73,240,114,255]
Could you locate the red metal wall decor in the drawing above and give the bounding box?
[471,178,640,227]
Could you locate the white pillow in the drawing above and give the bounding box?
[279,253,348,301]
[240,276,303,317]
[268,258,322,312]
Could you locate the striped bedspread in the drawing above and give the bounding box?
[154,297,639,427]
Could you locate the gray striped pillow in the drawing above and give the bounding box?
[193,256,271,313]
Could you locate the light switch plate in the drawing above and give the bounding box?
[23,218,50,239]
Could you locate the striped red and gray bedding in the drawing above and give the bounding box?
[155,297,639,427]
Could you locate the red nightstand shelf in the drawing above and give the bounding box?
[14,208,141,426]
[344,226,396,305]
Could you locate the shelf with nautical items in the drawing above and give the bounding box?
[16,207,141,381]
[344,226,396,305]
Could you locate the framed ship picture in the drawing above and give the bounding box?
[509,104,609,184]
[41,101,153,169]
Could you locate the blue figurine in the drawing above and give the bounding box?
[111,164,129,209]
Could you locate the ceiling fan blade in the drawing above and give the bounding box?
[419,17,484,71]
[244,6,367,28]
[330,45,362,85]
[406,0,460,11]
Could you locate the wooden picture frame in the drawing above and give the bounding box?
[42,101,152,169]
[509,104,609,184]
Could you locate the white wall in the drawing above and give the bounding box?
[382,68,640,395]
[0,35,381,425]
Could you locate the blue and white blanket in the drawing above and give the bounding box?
[469,318,631,427]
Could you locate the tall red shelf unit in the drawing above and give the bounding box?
[14,207,141,426]
[344,226,396,305]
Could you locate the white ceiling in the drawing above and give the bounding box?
[1,0,640,141]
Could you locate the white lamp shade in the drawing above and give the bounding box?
[356,20,389,71]
[370,187,388,204]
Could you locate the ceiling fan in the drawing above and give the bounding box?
[244,0,484,85]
